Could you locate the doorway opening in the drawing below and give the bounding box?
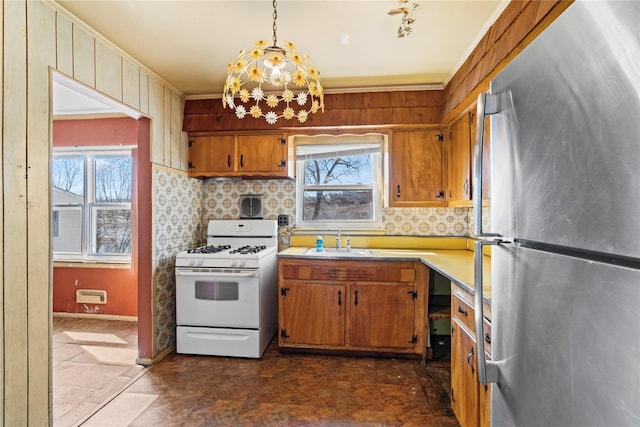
[50,72,151,426]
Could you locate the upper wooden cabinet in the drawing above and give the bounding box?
[389,129,446,207]
[448,112,472,207]
[447,108,492,207]
[188,135,235,175]
[188,133,293,178]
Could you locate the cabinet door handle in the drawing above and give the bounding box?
[468,347,475,373]
[227,154,231,168]
[338,290,342,306]
[484,333,491,344]
[240,154,244,167]
[354,290,358,306]
[396,185,401,198]
[457,305,468,316]
[463,178,469,195]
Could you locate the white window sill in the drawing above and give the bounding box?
[53,261,131,269]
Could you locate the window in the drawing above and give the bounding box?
[295,134,384,229]
[52,149,132,262]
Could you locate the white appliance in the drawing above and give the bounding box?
[473,1,640,425]
[175,219,278,358]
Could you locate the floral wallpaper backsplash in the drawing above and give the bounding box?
[152,167,204,354]
[203,179,472,237]
[152,172,487,355]
[202,179,296,223]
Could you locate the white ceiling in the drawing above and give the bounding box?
[54,0,509,97]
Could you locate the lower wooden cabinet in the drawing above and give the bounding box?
[280,283,345,346]
[278,258,427,356]
[451,283,491,427]
[451,316,479,426]
[350,283,417,348]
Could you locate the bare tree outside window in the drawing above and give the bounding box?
[95,157,132,203]
[52,157,84,195]
[95,209,131,253]
[296,138,381,227]
[94,156,132,254]
[52,151,132,260]
[303,155,373,220]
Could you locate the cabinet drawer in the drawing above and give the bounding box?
[452,292,475,333]
[281,265,415,283]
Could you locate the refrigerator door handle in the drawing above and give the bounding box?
[473,92,500,237]
[474,240,500,384]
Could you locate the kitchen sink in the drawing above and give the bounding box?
[303,248,373,257]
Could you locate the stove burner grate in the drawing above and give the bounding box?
[187,245,231,254]
[229,245,267,255]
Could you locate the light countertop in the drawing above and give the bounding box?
[277,243,492,301]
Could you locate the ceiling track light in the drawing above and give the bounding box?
[222,0,324,125]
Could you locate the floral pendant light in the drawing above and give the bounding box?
[222,0,324,125]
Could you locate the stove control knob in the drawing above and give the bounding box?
[231,260,237,267]
[238,261,246,268]
[197,260,204,266]
[188,260,195,266]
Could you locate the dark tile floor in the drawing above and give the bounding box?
[83,340,458,426]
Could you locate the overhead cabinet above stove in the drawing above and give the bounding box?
[187,133,294,179]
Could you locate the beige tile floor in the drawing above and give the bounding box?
[52,316,144,427]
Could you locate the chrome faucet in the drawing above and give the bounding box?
[336,229,342,249]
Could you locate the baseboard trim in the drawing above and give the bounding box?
[53,312,138,322]
[136,345,175,367]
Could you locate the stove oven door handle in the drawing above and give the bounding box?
[175,270,258,278]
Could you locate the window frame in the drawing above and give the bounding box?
[294,134,385,230]
[52,148,133,263]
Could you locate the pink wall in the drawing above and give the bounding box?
[53,117,143,317]
[134,118,153,358]
[52,267,138,316]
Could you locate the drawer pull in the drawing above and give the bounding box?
[354,290,359,306]
[484,333,491,344]
[457,305,468,316]
[338,290,342,306]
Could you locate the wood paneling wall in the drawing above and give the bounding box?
[183,90,443,132]
[185,1,571,132]
[442,0,572,124]
[1,1,188,424]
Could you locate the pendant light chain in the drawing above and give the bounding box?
[272,0,278,47]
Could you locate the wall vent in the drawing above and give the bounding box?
[76,289,107,304]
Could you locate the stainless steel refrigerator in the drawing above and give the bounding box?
[472,1,640,425]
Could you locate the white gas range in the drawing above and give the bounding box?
[175,220,278,358]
